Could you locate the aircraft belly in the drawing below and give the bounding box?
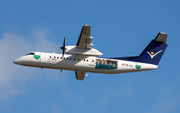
[38,61,118,73]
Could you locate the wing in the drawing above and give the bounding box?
[75,71,87,80]
[76,25,93,49]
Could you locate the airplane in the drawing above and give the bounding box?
[13,25,168,80]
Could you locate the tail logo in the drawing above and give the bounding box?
[146,50,163,59]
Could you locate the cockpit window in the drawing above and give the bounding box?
[26,53,35,55]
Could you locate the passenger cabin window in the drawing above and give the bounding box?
[57,57,59,59]
[26,53,35,55]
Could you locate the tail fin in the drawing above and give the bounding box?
[135,33,168,65]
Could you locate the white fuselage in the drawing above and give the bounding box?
[13,52,158,74]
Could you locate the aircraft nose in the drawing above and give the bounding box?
[13,58,22,64]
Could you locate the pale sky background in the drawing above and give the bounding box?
[0,0,180,113]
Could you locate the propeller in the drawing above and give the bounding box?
[60,37,65,58]
[60,37,65,73]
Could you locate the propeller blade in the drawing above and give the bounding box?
[60,37,65,58]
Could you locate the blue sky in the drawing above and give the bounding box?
[0,0,180,113]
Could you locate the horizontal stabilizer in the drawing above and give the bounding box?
[155,33,167,43]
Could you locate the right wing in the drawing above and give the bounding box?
[75,71,87,80]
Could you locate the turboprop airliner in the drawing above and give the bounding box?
[13,25,168,80]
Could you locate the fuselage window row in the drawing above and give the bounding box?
[49,56,82,61]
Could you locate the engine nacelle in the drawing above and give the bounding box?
[65,46,103,56]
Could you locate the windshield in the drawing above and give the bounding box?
[26,53,35,55]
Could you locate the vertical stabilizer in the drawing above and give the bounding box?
[135,33,168,65]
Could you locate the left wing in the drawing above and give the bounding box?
[75,71,87,80]
[76,25,93,49]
